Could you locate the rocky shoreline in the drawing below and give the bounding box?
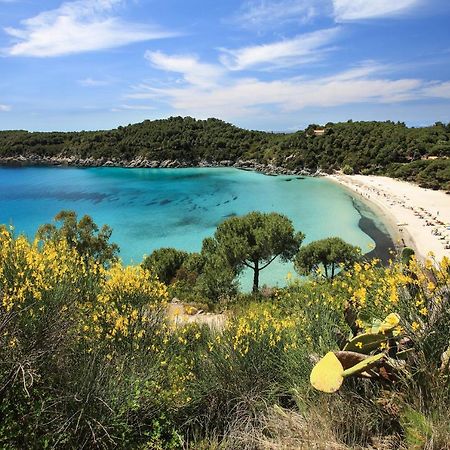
[0,154,321,176]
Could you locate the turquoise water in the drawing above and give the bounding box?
[0,167,380,290]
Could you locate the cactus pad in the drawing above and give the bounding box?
[310,352,385,393]
[310,352,344,393]
[343,332,388,353]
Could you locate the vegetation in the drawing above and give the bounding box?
[2,211,450,448]
[142,212,303,300]
[203,212,304,293]
[294,236,361,279]
[36,209,119,267]
[1,117,450,189]
[142,248,189,285]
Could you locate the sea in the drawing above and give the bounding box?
[0,166,393,290]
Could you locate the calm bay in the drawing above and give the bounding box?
[0,166,392,290]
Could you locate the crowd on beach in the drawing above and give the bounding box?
[331,174,450,258]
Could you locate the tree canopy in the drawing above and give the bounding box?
[1,117,450,189]
[142,248,189,284]
[207,212,304,293]
[294,237,360,280]
[36,210,119,267]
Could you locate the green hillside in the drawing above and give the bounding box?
[1,117,449,189]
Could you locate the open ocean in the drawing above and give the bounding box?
[0,166,391,290]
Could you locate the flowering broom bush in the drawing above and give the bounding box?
[2,221,450,449]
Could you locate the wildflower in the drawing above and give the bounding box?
[411,321,420,332]
[379,313,400,333]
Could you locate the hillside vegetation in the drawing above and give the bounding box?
[1,117,449,189]
[2,214,450,449]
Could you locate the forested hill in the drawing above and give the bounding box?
[1,117,449,189]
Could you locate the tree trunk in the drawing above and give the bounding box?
[252,261,260,293]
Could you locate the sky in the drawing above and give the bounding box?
[0,0,450,132]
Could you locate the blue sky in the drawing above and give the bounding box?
[0,0,449,131]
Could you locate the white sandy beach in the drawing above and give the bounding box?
[328,174,450,261]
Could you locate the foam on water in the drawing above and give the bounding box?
[0,167,385,290]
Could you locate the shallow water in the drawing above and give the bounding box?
[0,167,387,290]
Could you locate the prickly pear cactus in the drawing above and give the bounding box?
[343,332,388,354]
[344,313,400,353]
[310,351,385,393]
[310,352,344,393]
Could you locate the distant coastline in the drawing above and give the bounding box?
[1,118,449,191]
[3,154,446,262]
[0,154,322,176]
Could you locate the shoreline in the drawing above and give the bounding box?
[352,197,397,265]
[327,174,450,261]
[2,158,447,261]
[0,159,399,265]
[327,177,403,259]
[0,155,319,177]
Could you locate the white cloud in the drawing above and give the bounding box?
[234,0,319,29]
[78,77,114,87]
[0,104,12,112]
[422,81,450,99]
[128,57,431,120]
[220,27,340,70]
[232,0,423,26]
[4,0,177,57]
[145,51,224,87]
[110,104,157,112]
[332,0,420,21]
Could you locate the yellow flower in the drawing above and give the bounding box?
[412,321,420,331]
[355,342,363,349]
[379,313,400,333]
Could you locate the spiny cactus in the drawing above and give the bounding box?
[343,313,400,354]
[310,313,406,392]
[310,352,344,393]
[343,332,387,353]
[310,351,384,393]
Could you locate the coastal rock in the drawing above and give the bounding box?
[0,154,313,177]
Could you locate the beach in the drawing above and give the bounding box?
[328,174,450,261]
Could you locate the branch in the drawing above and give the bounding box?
[260,254,280,271]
